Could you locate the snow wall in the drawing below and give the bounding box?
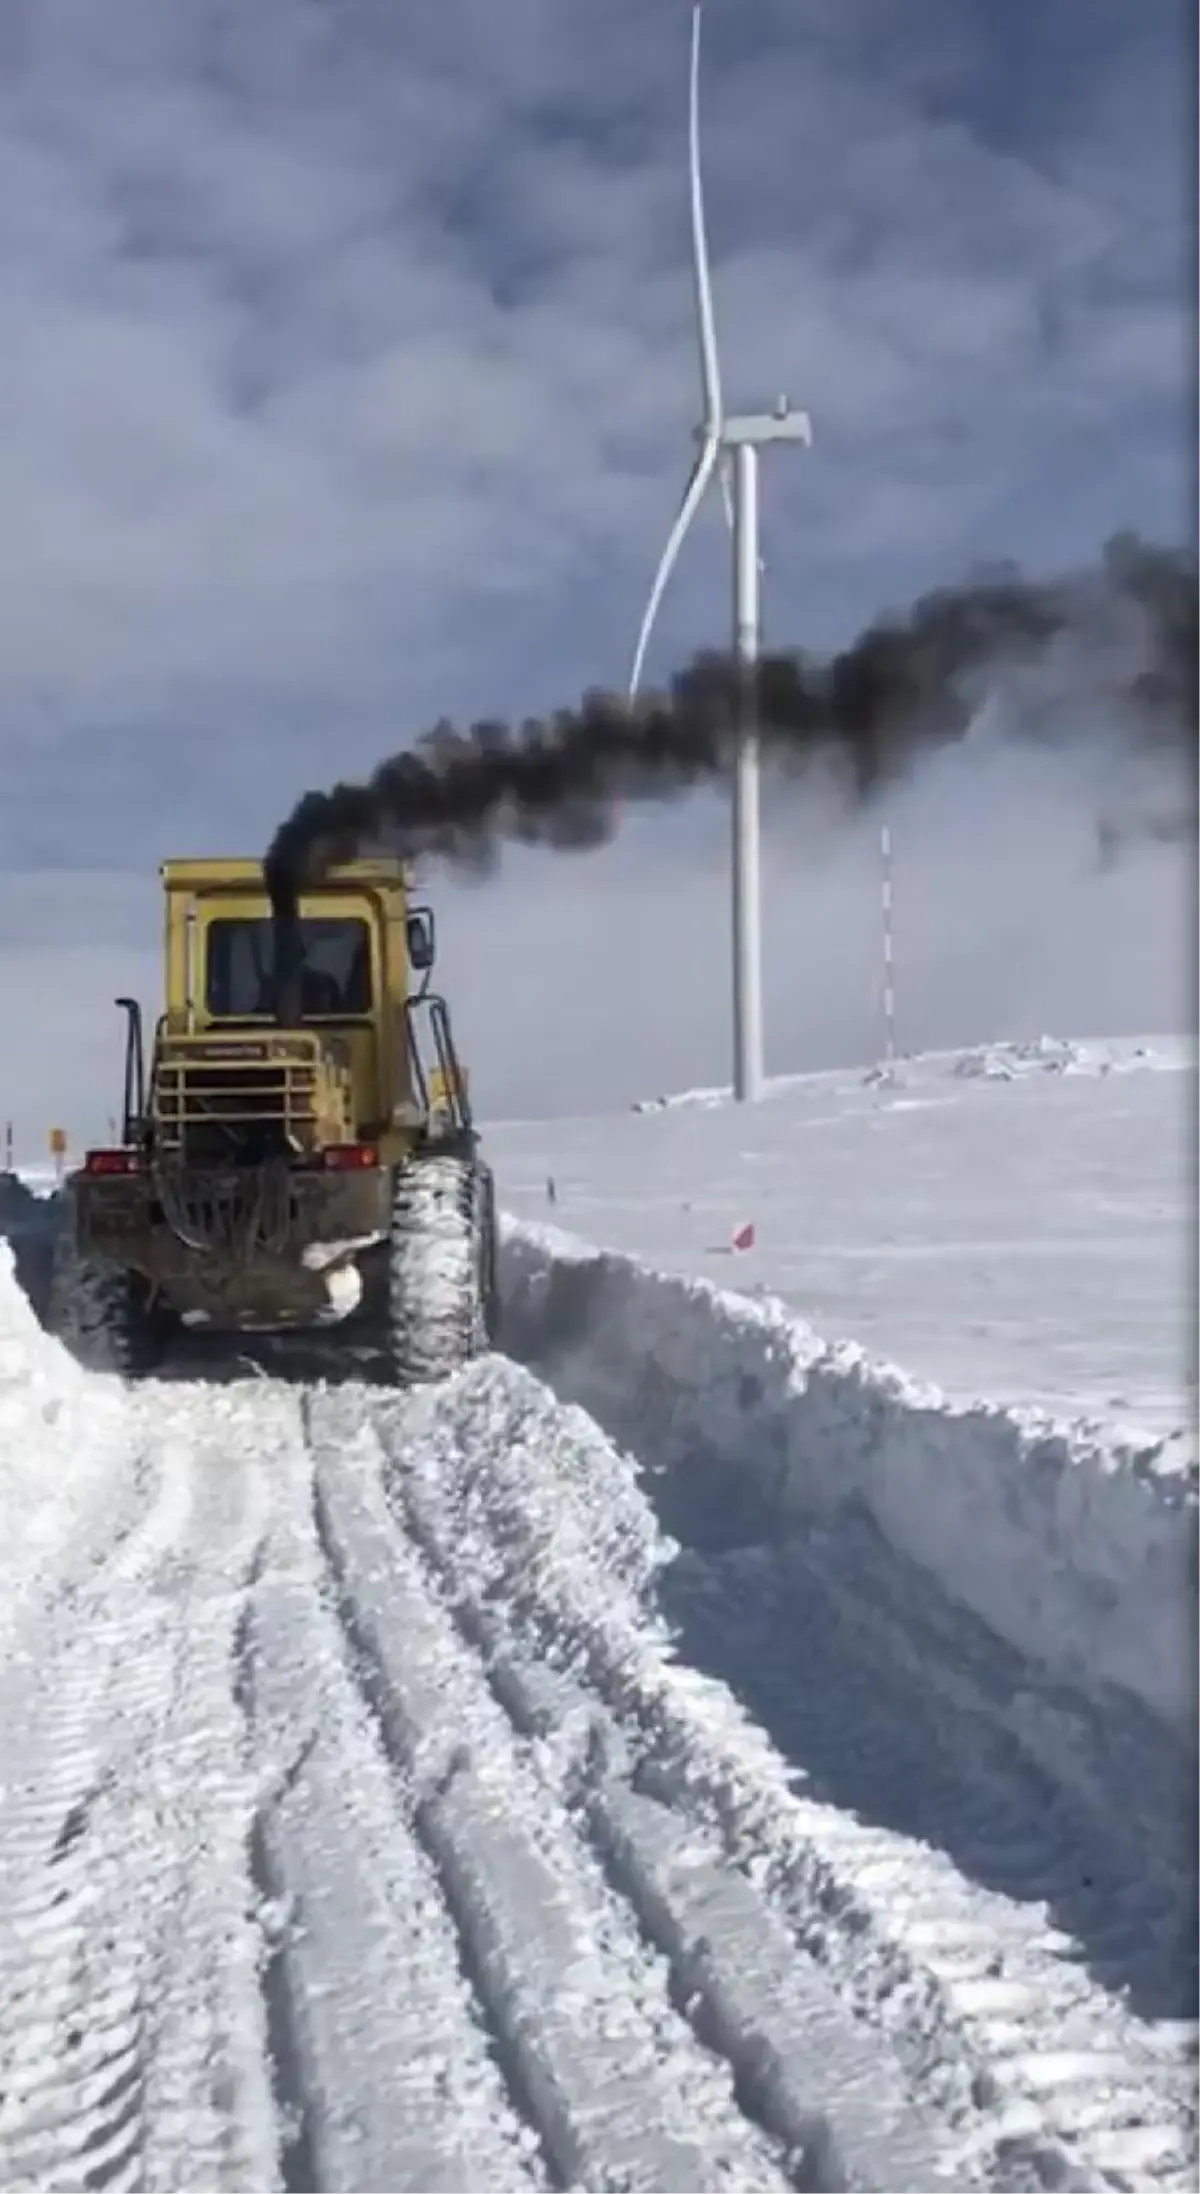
[500,1218,1197,1743]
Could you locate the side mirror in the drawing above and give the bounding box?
[406,910,435,973]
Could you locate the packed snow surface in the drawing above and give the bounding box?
[0,1039,1196,2190]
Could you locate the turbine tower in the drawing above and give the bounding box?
[630,1,811,1104]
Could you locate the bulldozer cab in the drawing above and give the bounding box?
[115,857,468,1165]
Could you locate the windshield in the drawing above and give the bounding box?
[205,917,372,1018]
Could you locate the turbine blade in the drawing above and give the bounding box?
[629,434,720,696]
[689,3,723,433]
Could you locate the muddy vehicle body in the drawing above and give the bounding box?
[71,857,496,1381]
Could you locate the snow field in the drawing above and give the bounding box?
[492,1036,1194,1442]
[499,1217,1196,1743]
[1,1137,1196,2190]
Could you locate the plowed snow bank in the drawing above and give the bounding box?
[501,1219,1197,1739]
[0,1224,130,1636]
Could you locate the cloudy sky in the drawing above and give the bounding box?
[0,0,1190,1149]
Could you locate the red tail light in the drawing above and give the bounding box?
[322,1143,379,1172]
[84,1149,145,1177]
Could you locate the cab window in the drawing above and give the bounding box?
[206,917,372,1018]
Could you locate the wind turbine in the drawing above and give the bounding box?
[630,0,811,1104]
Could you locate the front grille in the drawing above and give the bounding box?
[153,1056,320,1164]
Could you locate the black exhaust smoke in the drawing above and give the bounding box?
[264,529,1195,947]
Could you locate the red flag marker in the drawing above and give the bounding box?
[730,1220,756,1253]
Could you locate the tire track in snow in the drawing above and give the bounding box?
[0,1605,150,2194]
[238,1400,546,2194]
[308,1388,943,2193]
[306,1400,807,2193]
[0,1386,281,2194]
[349,1359,1197,2193]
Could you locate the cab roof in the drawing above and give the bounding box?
[159,856,411,892]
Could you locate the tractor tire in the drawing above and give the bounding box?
[48,1227,173,1378]
[385,1148,497,1386]
[96,1270,174,1378]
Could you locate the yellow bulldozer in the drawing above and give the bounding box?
[68,855,497,1382]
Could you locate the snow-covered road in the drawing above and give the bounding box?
[0,1202,1194,2192]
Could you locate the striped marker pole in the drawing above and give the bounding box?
[880,823,896,1068]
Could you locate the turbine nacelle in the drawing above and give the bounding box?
[695,409,813,450]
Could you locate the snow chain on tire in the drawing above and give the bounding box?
[387,1149,497,1386]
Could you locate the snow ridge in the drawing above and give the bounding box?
[499,1218,1196,1740]
[628,1034,1191,1112]
[0,1235,133,1651]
